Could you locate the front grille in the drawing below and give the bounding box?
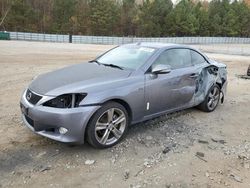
[26,89,42,105]
[25,115,34,127]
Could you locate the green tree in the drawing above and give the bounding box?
[74,0,90,35]
[120,0,137,36]
[27,0,54,33]
[221,0,237,36]
[208,0,239,36]
[137,0,173,37]
[167,0,199,36]
[193,2,210,36]
[208,0,222,36]
[5,0,38,32]
[0,0,12,30]
[1,0,250,37]
[51,0,77,34]
[89,0,120,36]
[232,1,250,37]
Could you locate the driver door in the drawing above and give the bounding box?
[144,48,198,116]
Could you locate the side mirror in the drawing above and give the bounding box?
[151,64,171,74]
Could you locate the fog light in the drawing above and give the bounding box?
[59,127,68,134]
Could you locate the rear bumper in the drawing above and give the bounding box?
[221,80,228,103]
[20,91,100,144]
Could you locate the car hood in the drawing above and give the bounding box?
[29,62,131,96]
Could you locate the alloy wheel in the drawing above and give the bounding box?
[94,108,126,146]
[207,86,220,111]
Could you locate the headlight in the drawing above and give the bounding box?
[43,93,87,108]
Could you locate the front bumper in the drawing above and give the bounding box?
[20,90,100,144]
[220,80,228,103]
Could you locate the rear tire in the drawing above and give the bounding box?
[197,84,221,112]
[86,102,129,149]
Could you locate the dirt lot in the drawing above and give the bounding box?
[0,41,250,188]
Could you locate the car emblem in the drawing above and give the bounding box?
[27,92,32,101]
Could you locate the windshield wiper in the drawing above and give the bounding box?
[88,60,101,65]
[103,64,124,70]
[89,60,124,70]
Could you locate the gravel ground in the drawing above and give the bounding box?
[0,41,250,188]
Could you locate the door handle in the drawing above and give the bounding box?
[189,73,199,78]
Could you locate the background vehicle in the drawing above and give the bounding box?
[20,43,227,148]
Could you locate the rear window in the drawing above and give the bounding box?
[191,50,206,65]
[153,48,192,69]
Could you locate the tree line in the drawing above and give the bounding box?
[0,0,250,37]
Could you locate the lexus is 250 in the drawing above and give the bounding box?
[20,43,227,148]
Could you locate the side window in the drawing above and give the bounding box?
[153,49,192,69]
[191,50,206,65]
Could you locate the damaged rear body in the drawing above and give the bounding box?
[142,44,227,122]
[193,61,227,106]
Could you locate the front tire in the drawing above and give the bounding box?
[197,85,221,112]
[86,102,129,149]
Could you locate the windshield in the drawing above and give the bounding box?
[97,45,156,70]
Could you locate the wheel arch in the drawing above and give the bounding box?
[216,82,222,90]
[84,98,133,141]
[105,98,133,123]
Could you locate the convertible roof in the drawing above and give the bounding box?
[125,42,185,49]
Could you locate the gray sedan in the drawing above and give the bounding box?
[20,43,227,148]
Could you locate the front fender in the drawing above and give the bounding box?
[79,76,145,123]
